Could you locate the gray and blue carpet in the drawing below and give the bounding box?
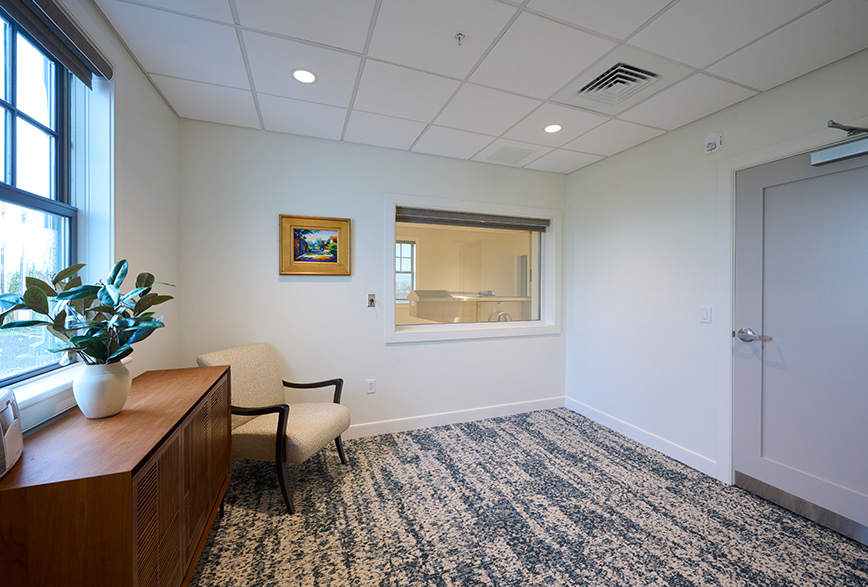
[192,408,867,586]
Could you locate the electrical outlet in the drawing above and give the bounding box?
[366,379,376,394]
[367,294,375,308]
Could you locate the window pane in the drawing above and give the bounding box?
[16,32,55,130]
[0,108,8,184]
[0,19,8,102]
[16,116,54,198]
[396,223,540,325]
[0,201,69,382]
[400,258,411,272]
[395,274,413,300]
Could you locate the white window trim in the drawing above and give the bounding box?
[10,364,80,431]
[7,76,114,432]
[384,193,562,344]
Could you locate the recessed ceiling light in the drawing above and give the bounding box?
[292,69,317,84]
[544,124,562,134]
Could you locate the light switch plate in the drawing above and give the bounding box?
[699,305,712,324]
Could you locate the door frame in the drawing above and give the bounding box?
[714,116,868,485]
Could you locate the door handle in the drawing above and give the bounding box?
[736,327,772,343]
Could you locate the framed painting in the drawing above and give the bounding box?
[279,215,351,275]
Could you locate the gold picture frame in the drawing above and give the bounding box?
[279,215,351,275]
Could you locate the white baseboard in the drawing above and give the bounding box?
[344,396,566,440]
[565,397,725,482]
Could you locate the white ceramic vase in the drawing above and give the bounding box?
[73,362,132,419]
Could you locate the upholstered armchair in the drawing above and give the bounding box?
[196,343,351,514]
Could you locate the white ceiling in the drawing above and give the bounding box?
[91,0,868,174]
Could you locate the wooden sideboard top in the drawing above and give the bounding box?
[0,366,229,491]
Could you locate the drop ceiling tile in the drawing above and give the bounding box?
[470,12,616,99]
[151,75,260,129]
[619,73,757,130]
[563,119,664,156]
[434,83,541,136]
[95,0,248,88]
[234,0,376,53]
[412,126,495,160]
[258,94,346,140]
[523,149,604,173]
[94,0,234,22]
[353,61,460,123]
[628,0,826,69]
[527,0,672,40]
[504,103,609,147]
[344,111,427,150]
[368,0,517,78]
[471,138,553,167]
[707,0,868,91]
[243,31,361,108]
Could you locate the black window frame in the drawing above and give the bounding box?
[0,6,76,387]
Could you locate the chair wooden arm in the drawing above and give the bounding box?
[282,378,344,404]
[231,404,290,481]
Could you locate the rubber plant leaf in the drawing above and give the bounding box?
[63,275,82,291]
[52,263,85,285]
[0,303,25,325]
[107,345,133,362]
[56,285,101,300]
[98,284,121,306]
[23,287,50,315]
[135,272,155,289]
[25,277,57,297]
[0,319,53,329]
[108,259,128,288]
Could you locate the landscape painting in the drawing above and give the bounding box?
[279,215,351,275]
[294,229,338,263]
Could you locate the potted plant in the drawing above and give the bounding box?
[0,260,173,418]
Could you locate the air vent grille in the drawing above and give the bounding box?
[578,62,659,106]
[486,146,536,164]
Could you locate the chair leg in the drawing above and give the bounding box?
[275,460,295,514]
[335,435,348,465]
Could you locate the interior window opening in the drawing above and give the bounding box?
[394,207,546,326]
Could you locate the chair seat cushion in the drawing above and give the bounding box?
[232,402,351,464]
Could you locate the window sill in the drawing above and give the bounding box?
[7,364,81,432]
[386,320,560,344]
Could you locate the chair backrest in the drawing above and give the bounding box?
[196,342,286,429]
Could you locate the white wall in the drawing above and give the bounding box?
[177,123,566,436]
[564,49,868,482]
[61,0,181,376]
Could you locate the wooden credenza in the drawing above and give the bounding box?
[0,366,231,587]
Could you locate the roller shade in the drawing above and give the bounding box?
[396,206,550,232]
[0,0,113,88]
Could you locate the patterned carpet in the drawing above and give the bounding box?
[191,409,868,586]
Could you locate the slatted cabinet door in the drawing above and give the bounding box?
[182,395,210,563]
[133,432,184,587]
[208,379,231,512]
[0,368,231,587]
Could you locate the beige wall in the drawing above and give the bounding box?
[565,48,868,482]
[61,0,181,376]
[177,123,567,435]
[58,0,868,469]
